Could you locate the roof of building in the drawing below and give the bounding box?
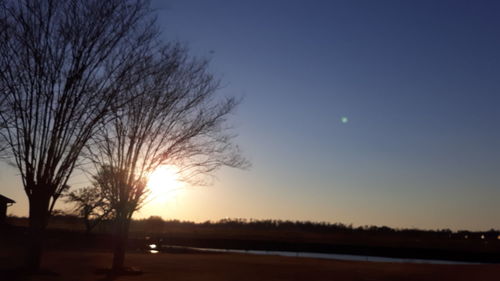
[0,194,15,204]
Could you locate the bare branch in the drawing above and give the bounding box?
[0,0,160,271]
[86,44,249,225]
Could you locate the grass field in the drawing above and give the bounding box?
[2,250,500,281]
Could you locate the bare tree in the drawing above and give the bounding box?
[86,44,248,272]
[0,0,159,271]
[65,186,113,234]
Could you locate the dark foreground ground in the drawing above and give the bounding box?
[1,250,500,281]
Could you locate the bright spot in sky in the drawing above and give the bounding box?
[147,165,183,203]
[341,116,349,124]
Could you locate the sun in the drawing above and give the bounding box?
[147,165,183,202]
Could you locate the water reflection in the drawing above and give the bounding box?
[147,245,484,265]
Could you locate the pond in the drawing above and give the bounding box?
[148,244,484,265]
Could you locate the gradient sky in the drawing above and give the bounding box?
[2,0,499,231]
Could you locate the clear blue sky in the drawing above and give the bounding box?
[2,0,499,230]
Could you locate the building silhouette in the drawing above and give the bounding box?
[0,194,15,225]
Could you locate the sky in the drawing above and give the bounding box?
[2,0,499,231]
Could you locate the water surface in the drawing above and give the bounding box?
[157,245,484,265]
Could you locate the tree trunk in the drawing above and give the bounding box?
[26,196,50,272]
[112,216,130,272]
[84,217,92,236]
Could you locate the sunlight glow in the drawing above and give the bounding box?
[147,165,183,203]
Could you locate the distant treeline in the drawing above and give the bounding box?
[7,214,499,240]
[135,217,500,240]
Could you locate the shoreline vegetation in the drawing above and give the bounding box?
[4,215,500,263]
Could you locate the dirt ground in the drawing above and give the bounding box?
[1,250,500,281]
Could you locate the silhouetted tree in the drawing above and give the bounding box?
[86,43,248,271]
[0,0,159,271]
[64,186,113,234]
